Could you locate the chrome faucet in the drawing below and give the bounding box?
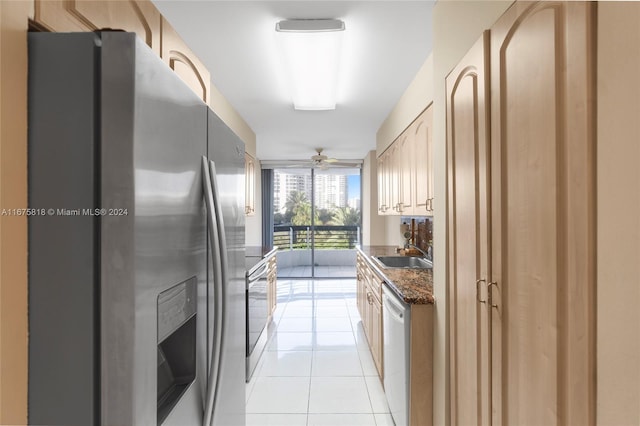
[404,243,430,259]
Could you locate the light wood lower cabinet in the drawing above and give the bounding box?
[267,255,277,318]
[357,252,383,378]
[408,303,434,426]
[357,251,434,426]
[447,2,596,425]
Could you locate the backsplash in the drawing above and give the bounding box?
[401,216,433,261]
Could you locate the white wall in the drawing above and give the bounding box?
[377,55,434,154]
[431,2,513,424]
[209,83,256,157]
[597,3,640,424]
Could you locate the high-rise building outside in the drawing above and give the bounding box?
[314,174,347,210]
[273,170,350,213]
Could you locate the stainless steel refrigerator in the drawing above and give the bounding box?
[28,32,245,426]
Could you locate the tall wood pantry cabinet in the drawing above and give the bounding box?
[447,2,596,425]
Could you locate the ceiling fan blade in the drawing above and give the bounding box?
[330,161,360,167]
[324,158,339,163]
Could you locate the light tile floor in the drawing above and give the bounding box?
[246,279,393,426]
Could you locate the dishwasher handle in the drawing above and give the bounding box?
[383,285,407,322]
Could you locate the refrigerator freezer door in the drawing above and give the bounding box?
[28,32,103,426]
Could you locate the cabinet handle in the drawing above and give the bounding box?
[476,279,486,304]
[397,202,404,213]
[488,281,499,308]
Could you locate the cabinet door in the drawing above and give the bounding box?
[268,259,277,315]
[389,143,400,215]
[377,155,387,214]
[447,32,491,426]
[33,0,161,55]
[161,17,211,104]
[398,134,414,214]
[370,295,383,378]
[425,107,434,213]
[414,106,433,215]
[356,255,367,320]
[245,153,256,216]
[490,2,595,425]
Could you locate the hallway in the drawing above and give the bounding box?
[246,279,393,426]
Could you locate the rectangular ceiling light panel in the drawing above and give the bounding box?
[276,19,345,111]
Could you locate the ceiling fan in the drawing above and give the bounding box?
[261,148,362,170]
[268,148,360,169]
[309,148,359,169]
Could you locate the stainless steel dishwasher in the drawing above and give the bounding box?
[383,284,411,426]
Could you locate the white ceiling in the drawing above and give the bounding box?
[153,1,434,162]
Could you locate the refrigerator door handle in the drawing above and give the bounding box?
[202,157,224,426]
[208,160,229,330]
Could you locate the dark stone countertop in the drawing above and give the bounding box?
[357,246,434,305]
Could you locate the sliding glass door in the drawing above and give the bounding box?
[272,167,360,279]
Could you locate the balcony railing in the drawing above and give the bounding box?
[274,225,360,250]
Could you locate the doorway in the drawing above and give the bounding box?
[271,167,361,278]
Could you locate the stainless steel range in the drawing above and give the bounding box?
[245,248,277,381]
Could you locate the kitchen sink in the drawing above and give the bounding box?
[373,255,432,269]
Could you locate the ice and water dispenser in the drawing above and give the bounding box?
[157,277,197,424]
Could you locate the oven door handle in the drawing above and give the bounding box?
[248,262,269,282]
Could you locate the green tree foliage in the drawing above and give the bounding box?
[284,191,319,225]
[333,206,361,226]
[317,208,335,225]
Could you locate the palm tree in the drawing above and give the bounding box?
[317,208,335,225]
[285,191,309,216]
[333,206,361,227]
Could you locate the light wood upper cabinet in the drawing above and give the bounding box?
[377,155,387,214]
[377,105,433,216]
[161,17,211,104]
[446,3,596,426]
[412,107,434,215]
[245,153,256,216]
[388,143,400,214]
[32,1,212,104]
[377,149,393,215]
[33,0,161,55]
[397,134,414,214]
[447,32,491,426]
